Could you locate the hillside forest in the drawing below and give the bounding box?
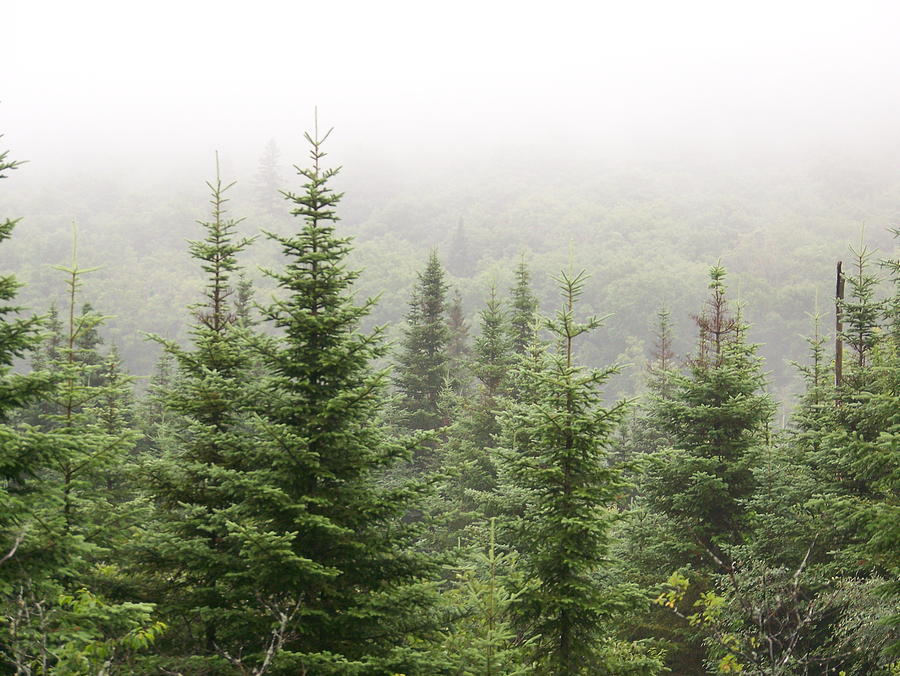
[1,125,898,675]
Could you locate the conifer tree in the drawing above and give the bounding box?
[0,141,58,586]
[447,219,476,277]
[394,250,451,431]
[839,241,884,393]
[239,122,441,673]
[254,138,285,218]
[646,307,675,400]
[824,232,900,661]
[802,242,892,577]
[17,234,142,594]
[446,289,472,393]
[508,257,538,355]
[436,287,514,546]
[439,520,532,675]
[499,270,662,675]
[2,213,159,670]
[137,155,256,669]
[644,265,774,562]
[233,273,256,327]
[134,351,178,456]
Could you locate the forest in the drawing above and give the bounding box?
[1,113,898,676]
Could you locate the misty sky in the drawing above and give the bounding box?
[5,1,900,173]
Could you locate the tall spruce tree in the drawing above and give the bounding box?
[394,250,451,431]
[436,286,514,547]
[2,216,161,671]
[0,141,58,586]
[644,265,774,562]
[240,122,441,674]
[254,138,285,218]
[136,156,257,670]
[498,270,663,675]
[446,289,472,393]
[508,257,538,355]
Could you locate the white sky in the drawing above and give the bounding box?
[5,0,900,172]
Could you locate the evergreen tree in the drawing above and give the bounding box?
[134,351,178,457]
[0,141,58,587]
[839,241,884,392]
[644,266,774,562]
[447,219,476,277]
[41,235,139,561]
[136,156,256,670]
[232,273,256,327]
[254,138,285,218]
[2,221,158,672]
[394,250,451,432]
[435,287,513,547]
[438,520,532,675]
[446,289,472,393]
[472,286,512,399]
[239,123,441,673]
[498,270,663,675]
[646,306,676,401]
[508,257,538,355]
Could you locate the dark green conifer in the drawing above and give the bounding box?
[508,257,538,355]
[472,286,513,399]
[394,250,451,431]
[499,270,662,675]
[447,289,473,393]
[239,123,441,673]
[644,266,774,561]
[0,142,58,586]
[136,155,256,669]
[436,287,513,546]
[839,241,884,392]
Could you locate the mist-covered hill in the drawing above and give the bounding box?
[3,148,898,407]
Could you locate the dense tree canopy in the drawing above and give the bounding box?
[1,125,898,675]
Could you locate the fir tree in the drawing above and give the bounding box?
[644,265,774,562]
[137,155,256,669]
[435,287,513,547]
[134,351,178,457]
[0,141,58,585]
[646,306,675,400]
[233,273,256,327]
[499,270,662,675]
[254,138,285,218]
[508,257,538,355]
[447,219,476,277]
[446,289,473,393]
[839,241,884,392]
[439,520,532,675]
[469,287,510,398]
[394,250,451,432]
[241,122,441,673]
[42,233,139,556]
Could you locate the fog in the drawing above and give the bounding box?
[6,1,900,177]
[4,1,900,400]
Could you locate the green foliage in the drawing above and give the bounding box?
[644,266,775,559]
[238,122,443,673]
[1,586,164,676]
[438,520,534,676]
[498,270,663,675]
[394,250,451,433]
[135,156,259,669]
[508,258,538,356]
[447,289,473,394]
[0,140,59,588]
